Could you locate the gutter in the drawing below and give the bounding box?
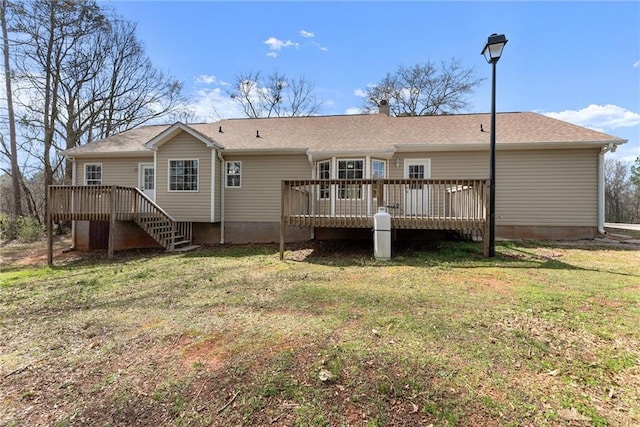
[395,139,626,152]
[598,143,617,235]
[216,151,225,244]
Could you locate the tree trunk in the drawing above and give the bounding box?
[1,0,22,237]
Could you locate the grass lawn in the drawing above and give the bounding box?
[1,237,639,426]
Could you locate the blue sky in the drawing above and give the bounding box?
[105,1,640,162]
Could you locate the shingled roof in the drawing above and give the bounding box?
[62,112,626,157]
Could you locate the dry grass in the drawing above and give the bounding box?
[1,237,639,426]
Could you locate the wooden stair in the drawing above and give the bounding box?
[132,190,197,252]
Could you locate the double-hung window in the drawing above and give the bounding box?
[371,159,386,199]
[337,159,363,199]
[85,164,102,185]
[226,161,241,188]
[317,160,330,199]
[169,159,198,191]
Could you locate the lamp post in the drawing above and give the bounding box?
[481,33,507,258]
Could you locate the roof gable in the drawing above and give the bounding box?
[144,122,222,150]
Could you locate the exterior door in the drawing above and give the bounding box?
[89,221,109,249]
[404,160,431,215]
[139,164,155,201]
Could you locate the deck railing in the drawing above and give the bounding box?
[280,178,490,259]
[282,178,488,231]
[47,185,182,251]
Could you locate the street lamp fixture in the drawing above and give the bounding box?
[481,33,507,257]
[482,33,508,64]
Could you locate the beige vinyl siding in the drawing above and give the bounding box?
[76,157,151,187]
[224,154,310,222]
[496,149,598,226]
[155,131,213,222]
[390,148,598,227]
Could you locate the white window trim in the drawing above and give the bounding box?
[371,159,387,179]
[316,159,331,200]
[167,158,200,192]
[370,159,387,213]
[138,162,154,189]
[404,158,432,179]
[225,160,242,188]
[84,163,102,186]
[337,158,365,200]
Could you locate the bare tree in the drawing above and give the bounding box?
[631,156,640,189]
[604,158,639,223]
[11,0,108,198]
[3,0,183,221]
[362,59,484,116]
[56,17,183,182]
[0,0,22,238]
[229,71,322,118]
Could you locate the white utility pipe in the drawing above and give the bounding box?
[217,151,225,244]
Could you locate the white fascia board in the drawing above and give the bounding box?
[307,149,396,160]
[221,148,309,155]
[395,139,627,152]
[62,150,153,158]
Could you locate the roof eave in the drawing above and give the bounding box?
[221,147,309,155]
[62,150,153,159]
[395,139,627,152]
[306,148,396,160]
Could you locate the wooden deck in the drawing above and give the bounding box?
[280,178,490,257]
[46,179,490,264]
[47,185,193,265]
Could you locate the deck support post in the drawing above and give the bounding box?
[47,186,53,267]
[280,181,287,260]
[108,185,116,259]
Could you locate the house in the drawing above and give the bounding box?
[48,108,626,261]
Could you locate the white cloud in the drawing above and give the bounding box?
[345,107,364,115]
[194,74,217,85]
[187,87,244,122]
[300,30,315,38]
[634,60,640,69]
[266,52,278,58]
[544,104,640,131]
[194,74,230,87]
[353,88,367,98]
[311,41,329,52]
[264,37,299,53]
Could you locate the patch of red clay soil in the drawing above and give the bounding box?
[1,236,80,268]
[181,337,227,372]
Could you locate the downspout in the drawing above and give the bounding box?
[216,151,225,244]
[70,157,76,250]
[598,143,617,235]
[307,151,315,239]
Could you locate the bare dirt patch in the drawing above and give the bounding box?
[1,235,78,268]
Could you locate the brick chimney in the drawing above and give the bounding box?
[378,99,390,116]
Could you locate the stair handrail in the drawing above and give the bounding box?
[128,187,176,222]
[125,187,177,250]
